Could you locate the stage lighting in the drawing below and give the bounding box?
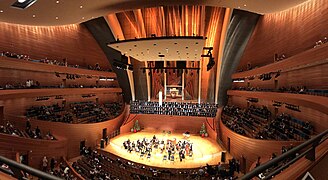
[12,0,37,9]
[206,57,215,71]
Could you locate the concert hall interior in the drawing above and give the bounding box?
[0,0,327,180]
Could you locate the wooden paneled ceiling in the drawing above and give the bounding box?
[0,0,310,26]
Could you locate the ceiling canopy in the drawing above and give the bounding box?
[108,37,206,61]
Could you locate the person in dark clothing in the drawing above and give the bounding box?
[35,126,41,138]
[26,119,31,130]
[50,158,56,171]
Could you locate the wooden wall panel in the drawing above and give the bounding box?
[5,105,128,159]
[0,57,116,78]
[120,114,208,134]
[277,63,328,89]
[238,0,328,70]
[0,22,111,69]
[228,95,248,108]
[0,134,68,169]
[275,140,328,180]
[233,43,328,79]
[228,91,328,133]
[233,61,328,90]
[0,89,121,115]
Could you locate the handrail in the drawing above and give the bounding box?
[0,156,61,180]
[241,129,328,180]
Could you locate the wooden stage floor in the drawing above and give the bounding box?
[103,130,232,169]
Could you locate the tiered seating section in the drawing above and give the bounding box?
[0,82,117,90]
[72,149,237,179]
[44,158,77,180]
[1,51,111,72]
[26,101,123,124]
[232,86,328,97]
[130,100,218,117]
[222,105,313,141]
[0,121,56,140]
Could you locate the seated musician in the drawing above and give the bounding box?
[183,131,190,138]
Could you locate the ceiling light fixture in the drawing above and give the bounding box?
[0,10,3,13]
[80,5,83,9]
[56,0,59,4]
[32,14,36,18]
[55,16,59,20]
[18,0,27,3]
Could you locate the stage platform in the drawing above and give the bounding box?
[103,130,232,169]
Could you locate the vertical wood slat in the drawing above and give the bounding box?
[0,22,111,70]
[238,0,328,71]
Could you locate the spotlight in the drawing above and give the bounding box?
[12,0,37,9]
[207,57,215,71]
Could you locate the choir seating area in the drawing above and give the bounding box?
[130,100,218,117]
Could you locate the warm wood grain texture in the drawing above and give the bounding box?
[0,133,68,169]
[228,91,328,133]
[121,114,208,134]
[0,56,116,78]
[0,22,110,69]
[0,88,121,100]
[0,89,122,116]
[233,43,328,79]
[238,0,328,70]
[5,105,128,159]
[219,119,303,171]
[232,58,328,90]
[0,172,16,180]
[275,139,328,180]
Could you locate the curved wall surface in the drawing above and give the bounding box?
[218,120,303,171]
[238,0,328,70]
[120,113,218,140]
[227,91,328,133]
[4,105,128,159]
[0,133,68,169]
[0,22,110,69]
